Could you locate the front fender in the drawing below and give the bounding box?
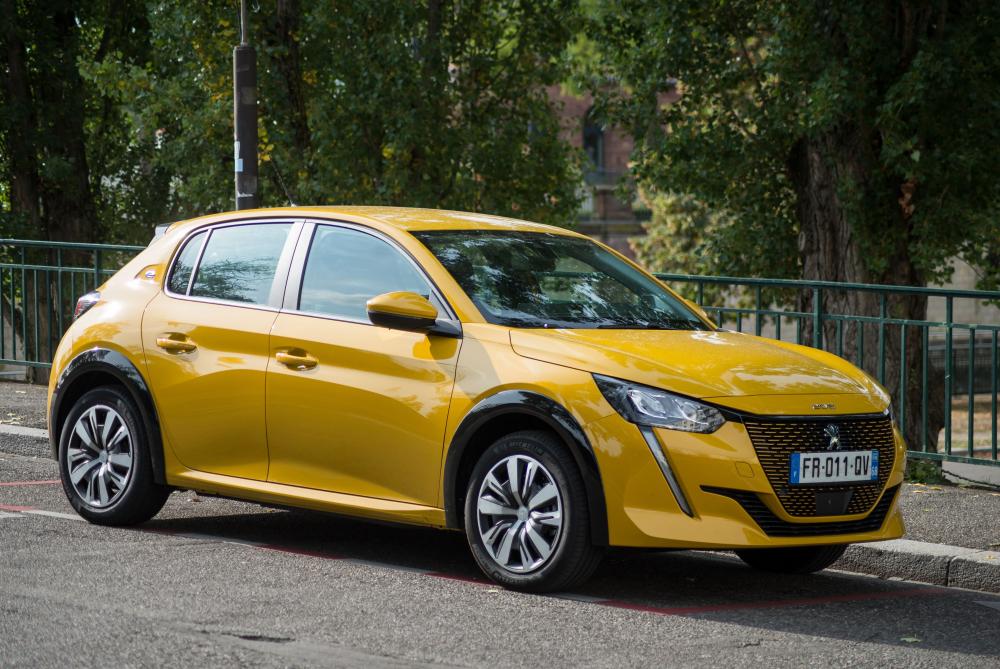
[443,389,609,545]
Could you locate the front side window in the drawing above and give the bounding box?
[298,225,433,322]
[188,223,292,304]
[415,230,707,330]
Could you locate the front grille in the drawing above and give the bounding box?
[742,415,895,517]
[703,485,899,537]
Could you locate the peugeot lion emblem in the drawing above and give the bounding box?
[824,424,843,451]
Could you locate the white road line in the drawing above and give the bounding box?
[22,510,86,522]
[0,511,26,519]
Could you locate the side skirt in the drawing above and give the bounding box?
[168,470,447,528]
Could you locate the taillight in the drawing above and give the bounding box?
[74,291,100,320]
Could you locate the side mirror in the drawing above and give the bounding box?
[683,298,718,329]
[366,291,439,332]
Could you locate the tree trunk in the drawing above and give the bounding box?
[35,5,97,244]
[274,0,310,156]
[1,0,42,233]
[789,130,945,452]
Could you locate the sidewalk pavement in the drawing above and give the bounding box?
[2,381,998,592]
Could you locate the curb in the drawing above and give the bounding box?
[836,540,1000,594]
[2,423,998,594]
[0,423,50,459]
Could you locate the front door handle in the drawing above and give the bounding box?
[275,350,318,370]
[156,334,197,353]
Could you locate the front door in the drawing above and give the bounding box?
[142,221,297,480]
[265,223,460,506]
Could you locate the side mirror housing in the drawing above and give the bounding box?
[366,291,440,333]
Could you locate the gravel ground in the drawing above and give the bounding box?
[0,381,47,429]
[896,483,1000,551]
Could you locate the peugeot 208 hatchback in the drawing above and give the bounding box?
[49,207,905,591]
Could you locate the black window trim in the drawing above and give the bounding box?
[162,217,304,312]
[281,219,461,329]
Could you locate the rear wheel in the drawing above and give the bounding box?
[464,430,603,592]
[735,544,848,574]
[58,385,170,525]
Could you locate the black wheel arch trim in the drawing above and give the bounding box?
[50,347,167,485]
[443,389,609,545]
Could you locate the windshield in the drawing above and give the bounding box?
[414,230,709,330]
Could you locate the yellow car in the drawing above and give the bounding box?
[48,207,905,591]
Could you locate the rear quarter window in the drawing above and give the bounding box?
[166,231,206,295]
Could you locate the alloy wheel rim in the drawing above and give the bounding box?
[66,404,134,508]
[476,454,563,573]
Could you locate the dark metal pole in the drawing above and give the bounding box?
[233,0,258,210]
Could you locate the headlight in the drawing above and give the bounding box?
[594,374,725,433]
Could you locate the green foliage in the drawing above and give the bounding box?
[585,1,1000,287]
[2,1,583,244]
[629,190,728,301]
[905,459,948,485]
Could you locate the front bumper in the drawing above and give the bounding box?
[586,413,906,549]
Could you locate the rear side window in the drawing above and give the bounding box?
[299,225,432,321]
[167,231,206,295]
[188,223,292,305]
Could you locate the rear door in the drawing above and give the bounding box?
[142,219,300,480]
[264,222,461,506]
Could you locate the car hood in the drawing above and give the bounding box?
[510,328,889,413]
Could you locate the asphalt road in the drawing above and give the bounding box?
[2,451,999,668]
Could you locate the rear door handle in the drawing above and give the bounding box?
[156,334,197,353]
[275,350,318,370]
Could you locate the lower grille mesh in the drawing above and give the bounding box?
[743,415,896,517]
[703,485,899,537]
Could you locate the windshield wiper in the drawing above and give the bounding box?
[595,318,702,330]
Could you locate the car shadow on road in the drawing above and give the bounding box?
[143,502,1000,659]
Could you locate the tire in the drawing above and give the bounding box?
[463,430,603,592]
[58,385,170,525]
[735,544,848,574]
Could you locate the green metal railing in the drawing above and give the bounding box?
[1,238,996,468]
[0,239,144,369]
[655,273,1000,468]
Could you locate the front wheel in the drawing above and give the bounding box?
[735,544,848,574]
[58,385,170,525]
[464,430,603,592]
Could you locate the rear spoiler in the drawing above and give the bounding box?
[151,223,171,243]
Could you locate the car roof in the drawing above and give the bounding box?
[163,206,585,238]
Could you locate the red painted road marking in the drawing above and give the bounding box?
[0,479,60,487]
[427,571,491,586]
[0,503,35,512]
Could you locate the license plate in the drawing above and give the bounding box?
[789,450,878,485]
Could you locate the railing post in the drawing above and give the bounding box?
[878,293,887,383]
[899,325,907,431]
[944,297,953,454]
[921,326,929,452]
[93,249,102,288]
[812,287,822,349]
[968,328,976,457]
[56,248,64,337]
[755,285,763,336]
[992,329,997,462]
